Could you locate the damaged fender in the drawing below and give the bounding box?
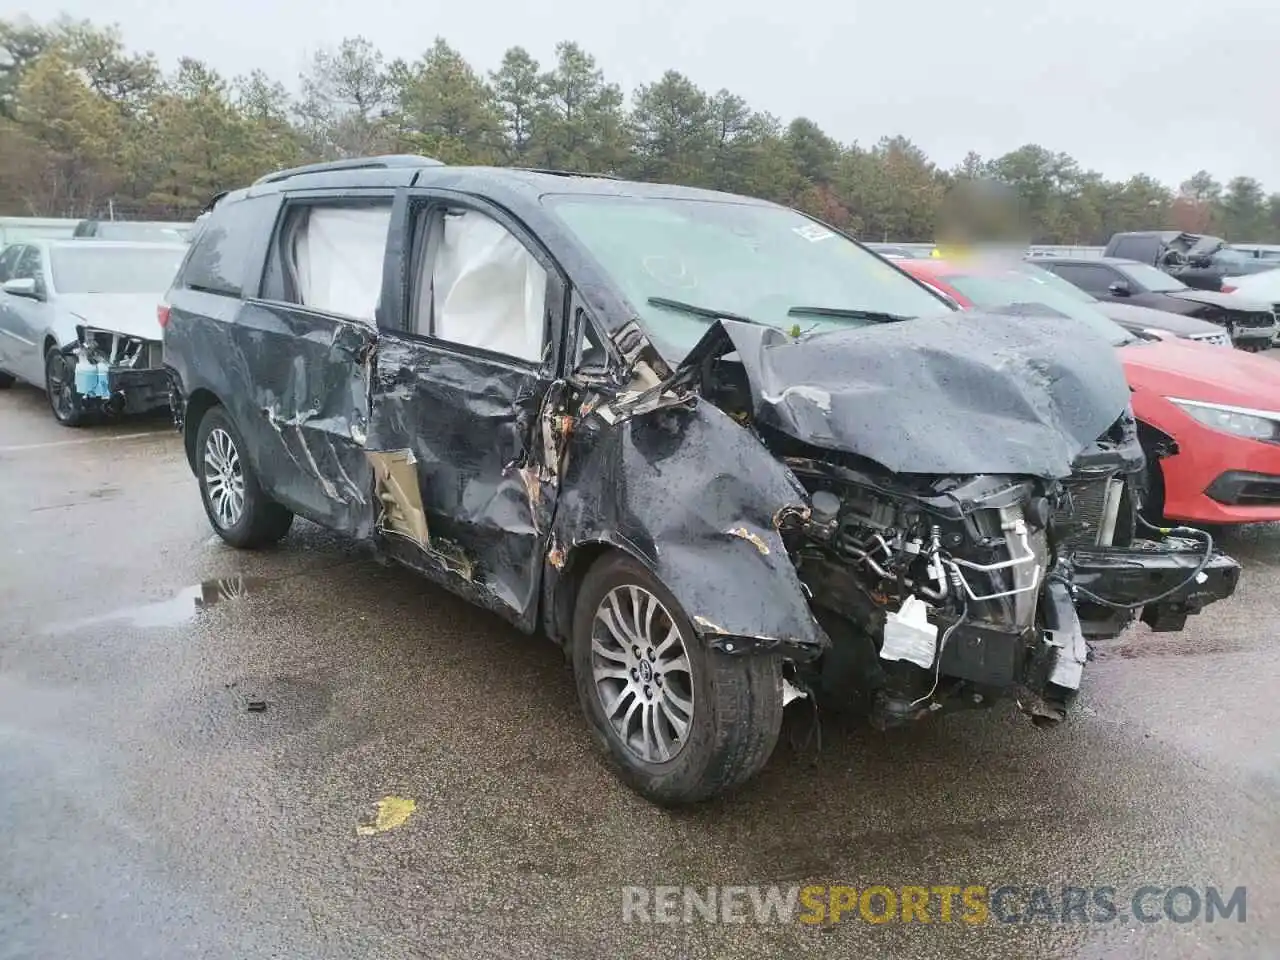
[546,397,829,659]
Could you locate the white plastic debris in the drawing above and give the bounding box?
[880,595,939,669]
[782,678,808,706]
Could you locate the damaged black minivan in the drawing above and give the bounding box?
[163,156,1240,804]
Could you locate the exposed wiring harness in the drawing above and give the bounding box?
[1050,515,1216,611]
[910,599,970,708]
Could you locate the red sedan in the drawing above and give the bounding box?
[899,258,1280,524]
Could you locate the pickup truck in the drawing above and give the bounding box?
[1104,232,1277,292]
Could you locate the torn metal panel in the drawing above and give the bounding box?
[224,302,377,535]
[546,398,828,658]
[365,333,558,627]
[368,449,430,546]
[680,315,1131,478]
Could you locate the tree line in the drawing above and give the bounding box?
[2,16,1278,244]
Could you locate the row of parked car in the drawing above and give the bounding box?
[0,162,1271,805]
[871,235,1280,351]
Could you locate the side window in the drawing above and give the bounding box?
[1111,238,1153,262]
[1051,263,1109,296]
[12,246,40,281]
[412,206,549,363]
[0,245,22,283]
[1092,266,1127,291]
[261,200,392,324]
[179,195,274,298]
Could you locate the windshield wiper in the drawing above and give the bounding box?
[786,306,914,323]
[647,297,763,326]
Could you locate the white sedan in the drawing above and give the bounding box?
[0,240,186,425]
[1222,267,1280,345]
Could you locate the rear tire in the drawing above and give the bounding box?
[571,552,784,805]
[195,406,293,548]
[0,369,14,389]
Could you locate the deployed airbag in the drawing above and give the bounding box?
[431,210,547,362]
[293,206,391,323]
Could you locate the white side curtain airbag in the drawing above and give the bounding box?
[432,211,547,362]
[293,206,391,324]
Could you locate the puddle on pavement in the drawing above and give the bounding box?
[43,575,267,634]
[1090,634,1242,661]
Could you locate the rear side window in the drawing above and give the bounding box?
[1047,263,1113,296]
[0,245,21,282]
[1111,237,1154,262]
[178,195,274,297]
[261,200,392,324]
[12,246,41,282]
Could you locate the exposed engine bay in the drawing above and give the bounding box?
[66,324,169,414]
[691,317,1241,730]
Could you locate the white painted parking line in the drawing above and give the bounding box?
[0,430,171,454]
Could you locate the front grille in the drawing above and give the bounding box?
[81,331,163,368]
[1206,471,1280,506]
[1229,310,1275,330]
[1236,480,1280,505]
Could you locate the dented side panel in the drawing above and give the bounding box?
[219,300,376,535]
[366,335,556,624]
[547,400,828,656]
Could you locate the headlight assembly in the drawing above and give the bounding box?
[1168,397,1280,443]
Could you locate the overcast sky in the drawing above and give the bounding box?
[6,0,1277,190]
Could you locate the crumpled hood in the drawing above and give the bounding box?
[1122,338,1280,410]
[681,314,1130,478]
[1165,288,1272,313]
[58,293,163,341]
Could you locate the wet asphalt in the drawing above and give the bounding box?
[1,380,1278,960]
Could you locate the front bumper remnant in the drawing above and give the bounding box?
[70,328,170,416]
[106,367,170,415]
[1070,539,1241,634]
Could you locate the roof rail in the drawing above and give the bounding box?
[253,154,445,186]
[510,167,623,181]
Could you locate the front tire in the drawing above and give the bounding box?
[195,406,294,549]
[44,347,86,427]
[571,552,784,805]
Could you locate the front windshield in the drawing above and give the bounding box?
[51,246,186,294]
[943,269,1133,347]
[1116,261,1187,292]
[544,195,953,359]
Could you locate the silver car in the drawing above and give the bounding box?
[0,240,186,425]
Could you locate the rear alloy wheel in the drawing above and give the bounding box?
[572,552,784,805]
[195,406,294,549]
[44,347,86,427]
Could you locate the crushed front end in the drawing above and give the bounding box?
[67,325,170,415]
[777,410,1239,728]
[684,314,1240,730]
